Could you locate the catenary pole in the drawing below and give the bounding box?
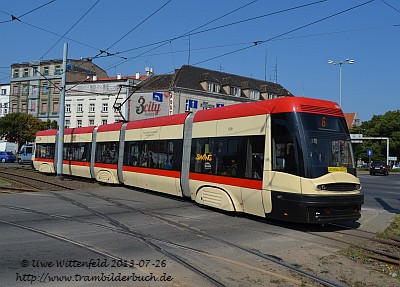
[57,43,68,179]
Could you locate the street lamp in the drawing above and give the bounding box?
[328,58,354,108]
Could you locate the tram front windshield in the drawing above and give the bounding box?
[301,113,356,178]
[271,113,356,179]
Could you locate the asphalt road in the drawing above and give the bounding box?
[358,173,400,213]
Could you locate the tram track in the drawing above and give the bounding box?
[0,202,321,287]
[0,168,75,191]
[44,190,348,287]
[84,191,400,283]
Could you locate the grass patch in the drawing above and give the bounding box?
[377,214,400,238]
[340,215,400,280]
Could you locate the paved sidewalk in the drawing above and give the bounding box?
[358,207,396,233]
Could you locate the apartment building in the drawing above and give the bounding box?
[129,65,292,120]
[0,84,10,117]
[9,59,107,124]
[65,73,146,128]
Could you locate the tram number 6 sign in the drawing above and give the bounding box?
[322,116,327,128]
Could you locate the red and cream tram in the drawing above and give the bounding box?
[33,97,364,223]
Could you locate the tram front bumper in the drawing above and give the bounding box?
[269,191,364,224]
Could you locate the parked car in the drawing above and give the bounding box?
[369,161,389,176]
[0,151,16,163]
[392,164,400,170]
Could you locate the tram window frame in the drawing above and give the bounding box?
[63,142,91,162]
[123,139,182,171]
[95,141,119,164]
[271,113,304,177]
[35,143,55,159]
[190,135,265,180]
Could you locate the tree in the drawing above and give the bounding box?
[350,110,400,162]
[0,113,48,149]
[45,119,59,130]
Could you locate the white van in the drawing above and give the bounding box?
[18,144,34,164]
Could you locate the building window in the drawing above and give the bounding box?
[22,85,29,95]
[102,103,108,112]
[90,103,95,112]
[185,100,190,112]
[21,103,27,113]
[102,119,107,125]
[12,103,17,112]
[13,69,19,78]
[41,102,48,113]
[44,66,49,76]
[77,103,83,113]
[42,83,48,94]
[230,86,241,97]
[89,119,95,126]
[23,68,29,77]
[33,66,39,76]
[250,90,260,100]
[207,82,220,93]
[55,65,61,75]
[32,85,38,96]
[13,86,19,95]
[53,82,61,93]
[1,89,6,95]
[65,120,70,128]
[53,102,59,112]
[66,104,71,113]
[77,120,82,127]
[3,103,8,114]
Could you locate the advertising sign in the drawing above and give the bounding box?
[130,92,172,120]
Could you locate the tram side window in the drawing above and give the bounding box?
[190,135,265,180]
[95,141,119,164]
[63,143,91,162]
[124,140,182,171]
[271,114,304,176]
[246,136,265,180]
[35,143,55,159]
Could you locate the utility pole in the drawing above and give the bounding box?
[57,43,68,179]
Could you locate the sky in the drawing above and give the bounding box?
[0,0,399,122]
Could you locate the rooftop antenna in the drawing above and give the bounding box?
[264,43,268,81]
[187,35,191,65]
[218,64,224,71]
[273,57,278,83]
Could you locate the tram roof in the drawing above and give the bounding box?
[97,122,124,133]
[36,129,58,136]
[126,113,189,130]
[64,126,95,135]
[193,97,343,123]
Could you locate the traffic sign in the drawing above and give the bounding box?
[188,100,198,109]
[368,150,373,156]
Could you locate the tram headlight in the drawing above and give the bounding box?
[355,184,362,190]
[317,184,326,190]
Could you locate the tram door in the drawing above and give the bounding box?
[241,137,265,217]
